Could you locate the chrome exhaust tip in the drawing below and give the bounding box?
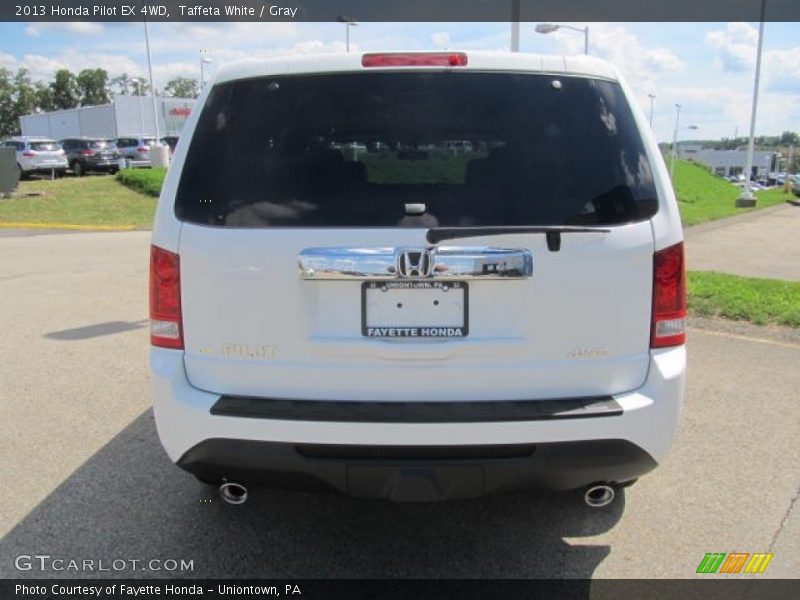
[219,481,248,505]
[583,484,616,508]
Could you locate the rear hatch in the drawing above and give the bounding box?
[28,141,65,167]
[174,66,658,401]
[87,140,118,163]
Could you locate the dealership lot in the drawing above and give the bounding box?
[0,230,798,578]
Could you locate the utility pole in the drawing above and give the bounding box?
[647,94,656,128]
[737,0,766,207]
[511,0,520,52]
[670,103,681,181]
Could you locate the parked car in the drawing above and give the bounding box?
[60,138,121,176]
[116,136,158,167]
[1,136,68,179]
[150,52,687,507]
[161,136,179,154]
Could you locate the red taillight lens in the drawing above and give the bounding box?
[137,146,149,153]
[80,149,94,156]
[651,242,686,348]
[362,52,468,68]
[149,245,183,349]
[22,151,35,157]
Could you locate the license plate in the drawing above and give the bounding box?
[362,281,468,338]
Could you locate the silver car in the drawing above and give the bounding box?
[1,136,68,179]
[115,136,158,167]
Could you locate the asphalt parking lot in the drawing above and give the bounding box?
[0,230,798,579]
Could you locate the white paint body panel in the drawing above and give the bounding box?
[152,345,685,462]
[150,51,686,467]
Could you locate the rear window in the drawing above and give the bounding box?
[30,142,60,151]
[176,72,657,227]
[89,140,115,150]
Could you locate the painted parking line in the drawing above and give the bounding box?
[0,221,137,231]
[691,327,800,350]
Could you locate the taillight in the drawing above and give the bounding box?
[22,151,35,157]
[362,52,468,67]
[80,149,94,156]
[651,242,686,348]
[137,146,149,153]
[150,245,183,349]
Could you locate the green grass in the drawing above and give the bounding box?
[672,160,793,226]
[0,176,156,228]
[115,167,168,197]
[687,271,800,327]
[360,151,482,184]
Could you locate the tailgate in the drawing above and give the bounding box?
[179,222,653,401]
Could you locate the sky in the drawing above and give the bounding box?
[0,20,798,144]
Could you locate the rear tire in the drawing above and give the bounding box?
[72,161,84,177]
[16,163,27,181]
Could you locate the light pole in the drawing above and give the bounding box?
[670,104,698,182]
[737,0,766,207]
[200,57,213,89]
[143,18,160,142]
[535,23,589,54]
[647,94,656,128]
[336,16,358,52]
[670,103,682,181]
[511,0,520,52]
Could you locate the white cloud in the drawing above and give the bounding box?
[25,22,104,37]
[539,23,683,96]
[704,22,759,72]
[764,46,800,93]
[1,50,142,82]
[431,31,451,47]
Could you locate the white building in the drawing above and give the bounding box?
[683,147,778,179]
[19,95,195,140]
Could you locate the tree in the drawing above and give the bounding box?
[130,77,150,96]
[110,73,131,96]
[779,131,798,146]
[76,68,110,106]
[12,68,38,118]
[50,69,80,110]
[34,81,55,112]
[163,77,198,99]
[0,68,16,136]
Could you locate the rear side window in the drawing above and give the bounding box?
[176,72,657,227]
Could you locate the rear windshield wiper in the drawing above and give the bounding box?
[426,226,611,251]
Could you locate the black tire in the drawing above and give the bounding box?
[72,161,84,177]
[16,163,27,181]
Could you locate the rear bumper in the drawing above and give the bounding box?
[85,158,120,170]
[25,163,67,173]
[151,346,685,499]
[178,438,656,500]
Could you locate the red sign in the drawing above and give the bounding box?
[169,107,191,117]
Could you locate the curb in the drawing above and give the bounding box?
[0,221,137,232]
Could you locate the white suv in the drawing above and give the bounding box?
[2,136,68,178]
[150,52,686,506]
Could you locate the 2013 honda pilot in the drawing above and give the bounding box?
[150,52,686,505]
